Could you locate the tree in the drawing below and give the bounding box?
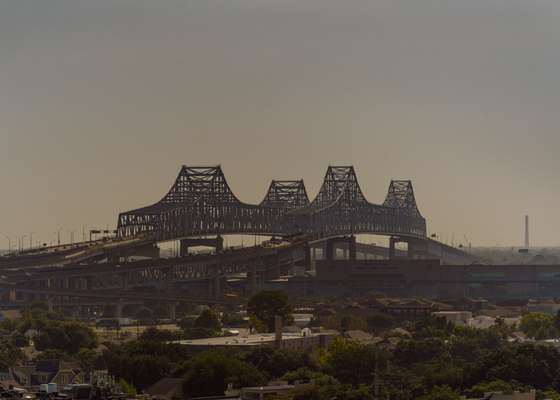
[247,290,293,332]
[543,390,560,400]
[322,338,378,386]
[118,379,137,396]
[0,338,25,369]
[77,349,98,376]
[554,310,560,333]
[139,327,183,342]
[222,312,246,327]
[465,380,514,398]
[519,312,557,339]
[417,385,461,400]
[178,316,197,331]
[182,351,266,398]
[177,309,222,339]
[244,347,316,379]
[292,376,374,400]
[34,321,97,354]
[194,309,222,332]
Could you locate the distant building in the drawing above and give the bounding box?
[310,259,560,300]
[433,311,472,326]
[173,330,336,352]
[463,390,535,400]
[11,358,108,391]
[240,384,297,400]
[527,299,560,315]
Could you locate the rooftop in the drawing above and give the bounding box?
[172,330,335,347]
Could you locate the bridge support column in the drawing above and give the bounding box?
[303,245,312,271]
[408,238,429,259]
[248,263,258,296]
[115,299,124,319]
[390,236,428,259]
[169,302,178,321]
[181,236,224,257]
[325,236,356,261]
[325,240,335,261]
[349,236,357,261]
[120,272,129,290]
[212,271,222,299]
[47,296,54,313]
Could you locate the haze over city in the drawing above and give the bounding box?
[3,0,560,246]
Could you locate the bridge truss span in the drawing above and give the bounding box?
[117,165,427,241]
[284,166,426,238]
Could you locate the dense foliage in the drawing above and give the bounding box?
[247,290,294,332]
[7,299,560,399]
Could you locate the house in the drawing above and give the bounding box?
[88,356,109,386]
[463,390,536,400]
[433,311,473,326]
[12,360,82,390]
[146,378,184,400]
[0,368,23,391]
[240,384,298,400]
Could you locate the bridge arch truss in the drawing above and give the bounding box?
[117,165,426,241]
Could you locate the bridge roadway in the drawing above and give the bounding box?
[10,287,235,306]
[1,240,306,304]
[0,236,158,269]
[0,235,476,293]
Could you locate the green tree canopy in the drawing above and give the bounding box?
[322,338,378,386]
[417,385,461,400]
[519,312,557,339]
[34,321,97,354]
[244,347,316,380]
[194,309,222,332]
[182,351,266,398]
[247,290,293,332]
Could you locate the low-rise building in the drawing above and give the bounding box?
[433,311,473,326]
[11,357,109,391]
[173,330,336,352]
[464,390,536,400]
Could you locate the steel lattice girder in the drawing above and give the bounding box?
[117,165,427,241]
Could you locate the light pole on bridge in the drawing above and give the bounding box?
[55,228,63,246]
[5,236,11,254]
[67,230,76,245]
[20,235,27,254]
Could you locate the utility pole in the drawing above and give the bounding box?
[5,236,11,253]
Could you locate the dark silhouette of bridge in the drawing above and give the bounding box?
[117,165,427,242]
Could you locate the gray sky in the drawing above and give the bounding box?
[2,0,560,247]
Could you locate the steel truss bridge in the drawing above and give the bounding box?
[117,165,427,242]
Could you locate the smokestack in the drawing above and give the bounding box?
[524,215,530,249]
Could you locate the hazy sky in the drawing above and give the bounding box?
[2,0,560,247]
